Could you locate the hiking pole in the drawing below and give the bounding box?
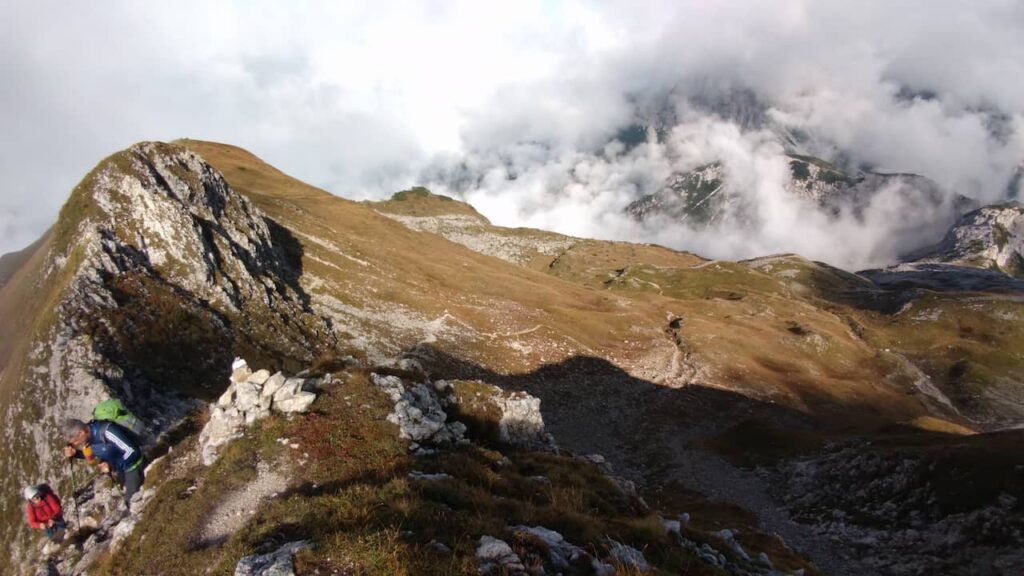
[67,458,82,531]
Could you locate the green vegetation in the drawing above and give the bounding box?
[371,187,488,221]
[390,187,451,202]
[789,161,811,181]
[97,370,737,575]
[786,154,849,185]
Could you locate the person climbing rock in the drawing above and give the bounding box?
[62,418,146,510]
[24,484,66,541]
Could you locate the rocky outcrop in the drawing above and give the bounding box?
[606,538,651,573]
[234,540,313,576]
[442,379,557,450]
[35,463,158,576]
[476,536,526,575]
[200,358,325,465]
[370,374,467,450]
[768,438,1024,576]
[508,526,594,572]
[4,141,330,568]
[910,202,1024,277]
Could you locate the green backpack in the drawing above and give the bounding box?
[92,399,147,440]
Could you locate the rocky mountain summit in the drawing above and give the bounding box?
[908,202,1024,277]
[0,142,332,566]
[625,154,968,233]
[2,139,1023,575]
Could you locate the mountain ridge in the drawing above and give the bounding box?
[2,139,1022,574]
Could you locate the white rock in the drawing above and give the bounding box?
[476,536,525,574]
[274,392,316,414]
[272,378,306,403]
[245,406,272,424]
[494,391,555,450]
[712,529,750,562]
[246,369,272,386]
[231,359,252,384]
[198,403,246,465]
[216,384,237,408]
[235,381,262,412]
[606,539,650,573]
[510,525,587,569]
[235,540,313,576]
[371,374,462,444]
[261,372,287,400]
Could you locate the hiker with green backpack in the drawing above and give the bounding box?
[91,398,147,441]
[62,401,147,510]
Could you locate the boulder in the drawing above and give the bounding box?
[274,391,316,414]
[371,374,464,444]
[235,540,313,576]
[476,536,525,575]
[660,516,681,536]
[272,378,305,403]
[231,358,252,383]
[606,539,650,573]
[260,372,287,401]
[245,406,272,424]
[235,381,262,412]
[494,391,555,450]
[216,384,236,408]
[712,529,750,562]
[198,405,245,465]
[246,369,272,386]
[510,525,587,570]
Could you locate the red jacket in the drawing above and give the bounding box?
[25,492,63,529]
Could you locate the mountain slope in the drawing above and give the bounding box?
[0,142,334,564]
[3,139,1023,574]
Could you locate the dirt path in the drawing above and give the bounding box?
[199,460,288,546]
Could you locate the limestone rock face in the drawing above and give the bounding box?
[492,390,556,450]
[2,141,339,566]
[911,202,1024,277]
[444,379,557,451]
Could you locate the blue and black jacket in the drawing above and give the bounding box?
[74,420,144,472]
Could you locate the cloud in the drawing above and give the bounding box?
[1,1,1022,269]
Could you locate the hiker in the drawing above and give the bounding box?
[24,484,66,541]
[62,418,145,510]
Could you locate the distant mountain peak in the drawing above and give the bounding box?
[910,201,1024,277]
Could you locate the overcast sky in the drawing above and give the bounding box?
[2,1,1023,267]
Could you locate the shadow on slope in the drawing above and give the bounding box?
[411,347,1024,575]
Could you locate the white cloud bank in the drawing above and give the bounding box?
[1,0,1023,269]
